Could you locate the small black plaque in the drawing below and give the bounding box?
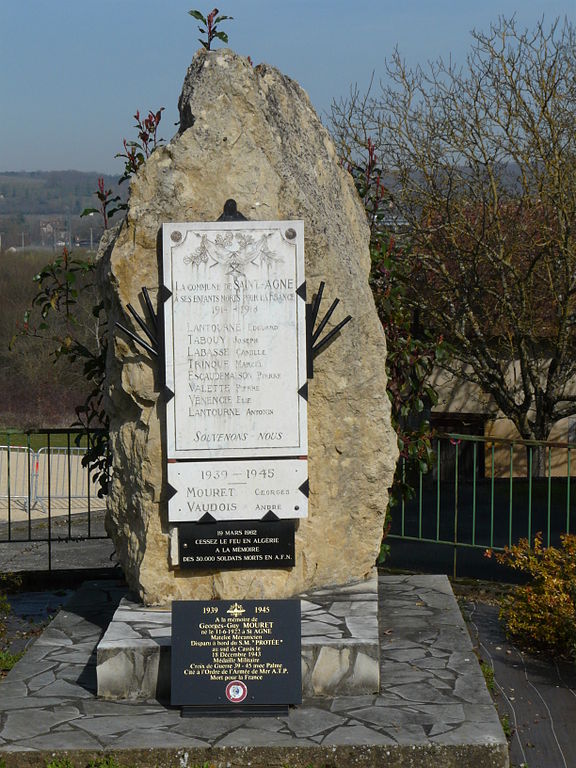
[171,599,302,712]
[178,519,295,569]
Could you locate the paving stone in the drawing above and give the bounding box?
[329,601,374,616]
[373,692,414,706]
[388,683,459,704]
[27,669,57,691]
[72,712,179,736]
[166,716,249,740]
[0,697,77,711]
[10,643,55,662]
[301,601,323,611]
[303,611,342,626]
[417,655,452,669]
[380,662,434,684]
[386,722,429,745]
[33,679,94,698]
[34,628,74,646]
[429,721,458,737]
[430,720,505,745]
[57,664,95,683]
[322,724,397,745]
[384,648,429,663]
[4,659,58,682]
[146,629,171,639]
[243,716,288,732]
[80,700,167,716]
[19,730,103,750]
[101,621,143,641]
[300,621,343,637]
[109,729,204,748]
[345,616,378,636]
[352,706,428,728]
[462,702,503,721]
[330,694,377,711]
[1,707,81,740]
[286,707,346,737]
[0,680,28,697]
[302,635,351,644]
[405,703,466,722]
[215,728,311,747]
[114,607,171,624]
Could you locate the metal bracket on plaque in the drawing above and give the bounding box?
[306,281,352,379]
[115,286,160,357]
[217,198,248,222]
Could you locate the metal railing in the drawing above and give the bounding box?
[0,428,109,570]
[388,432,576,575]
[4,428,574,576]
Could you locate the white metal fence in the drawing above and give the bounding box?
[0,445,35,511]
[0,430,110,572]
[0,444,100,513]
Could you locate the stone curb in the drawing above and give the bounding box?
[0,744,510,768]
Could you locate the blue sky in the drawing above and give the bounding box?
[1,0,574,173]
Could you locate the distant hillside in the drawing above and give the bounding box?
[0,170,121,215]
[0,171,126,250]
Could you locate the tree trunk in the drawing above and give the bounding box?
[528,443,547,478]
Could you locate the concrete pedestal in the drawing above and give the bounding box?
[96,573,379,701]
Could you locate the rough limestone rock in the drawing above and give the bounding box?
[98,48,398,605]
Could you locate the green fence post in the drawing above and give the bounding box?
[453,440,459,579]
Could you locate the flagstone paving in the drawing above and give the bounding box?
[0,575,508,767]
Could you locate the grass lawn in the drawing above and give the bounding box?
[0,429,90,451]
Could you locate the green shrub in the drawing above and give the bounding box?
[488,532,576,658]
[500,713,512,739]
[86,758,121,768]
[479,659,495,693]
[0,649,24,672]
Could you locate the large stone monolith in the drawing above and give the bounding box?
[98,48,397,605]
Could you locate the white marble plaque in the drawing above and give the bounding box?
[167,459,308,521]
[163,221,307,459]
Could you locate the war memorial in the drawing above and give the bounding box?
[0,48,508,767]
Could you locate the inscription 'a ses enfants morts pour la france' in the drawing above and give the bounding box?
[162,222,307,460]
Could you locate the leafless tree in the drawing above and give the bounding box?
[331,17,576,470]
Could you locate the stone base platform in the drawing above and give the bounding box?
[0,574,508,767]
[96,573,380,700]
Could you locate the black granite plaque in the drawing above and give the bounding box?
[171,599,302,714]
[178,519,295,569]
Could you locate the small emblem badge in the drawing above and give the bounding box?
[226,680,248,703]
[227,602,246,617]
